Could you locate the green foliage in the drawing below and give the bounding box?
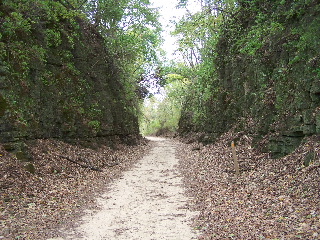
[0,0,162,140]
[45,29,62,47]
[88,120,101,130]
[140,73,190,135]
[81,0,162,116]
[314,68,320,78]
[169,0,237,130]
[87,103,103,119]
[84,0,161,64]
[0,0,86,132]
[2,11,32,39]
[235,11,285,55]
[168,0,320,144]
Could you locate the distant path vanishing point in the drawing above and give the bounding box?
[56,137,199,240]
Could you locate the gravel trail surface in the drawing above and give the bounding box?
[56,137,199,240]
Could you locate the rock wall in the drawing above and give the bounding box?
[0,2,139,150]
[179,0,320,157]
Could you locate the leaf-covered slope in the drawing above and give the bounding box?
[0,137,149,239]
[178,132,320,239]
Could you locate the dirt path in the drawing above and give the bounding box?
[55,137,199,240]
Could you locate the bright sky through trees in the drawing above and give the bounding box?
[150,0,201,60]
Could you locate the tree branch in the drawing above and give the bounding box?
[57,155,103,172]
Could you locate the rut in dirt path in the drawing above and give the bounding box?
[61,137,199,240]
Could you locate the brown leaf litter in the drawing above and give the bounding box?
[0,137,150,240]
[177,132,320,240]
[1,131,319,240]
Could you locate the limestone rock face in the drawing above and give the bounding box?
[179,0,320,157]
[0,4,139,147]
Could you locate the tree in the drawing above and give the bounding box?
[76,0,163,119]
[161,0,238,131]
[139,72,190,136]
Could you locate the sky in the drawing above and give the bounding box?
[150,0,201,60]
[144,0,201,99]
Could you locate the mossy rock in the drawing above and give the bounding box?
[24,163,36,174]
[268,135,304,158]
[2,143,16,151]
[302,124,316,135]
[316,111,320,134]
[0,65,8,76]
[310,80,320,94]
[15,151,32,162]
[302,109,314,125]
[0,94,7,117]
[303,151,315,167]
